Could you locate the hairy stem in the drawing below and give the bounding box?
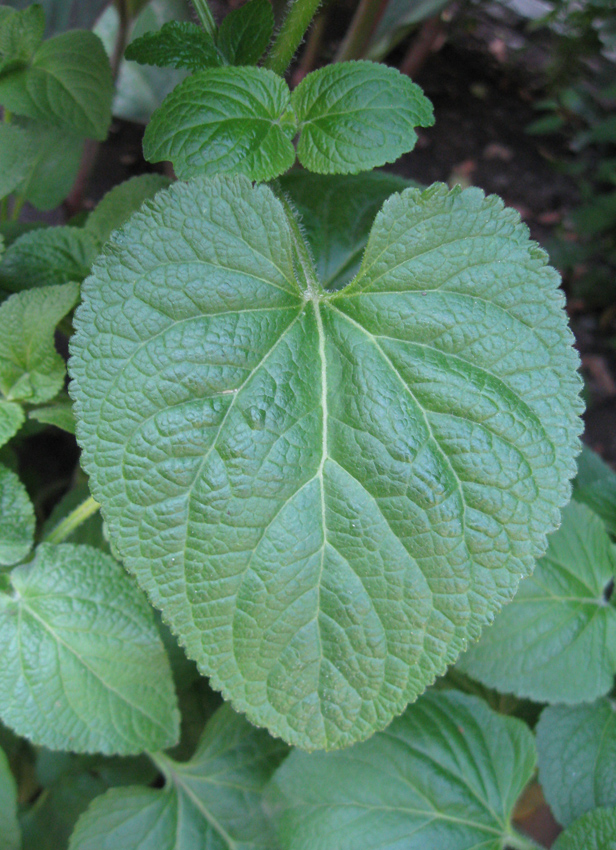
[264,0,323,76]
[43,496,101,545]
[191,0,216,36]
[334,0,389,62]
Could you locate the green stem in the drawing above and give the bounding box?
[191,0,216,36]
[43,496,101,545]
[334,0,389,62]
[264,0,323,76]
[504,831,543,850]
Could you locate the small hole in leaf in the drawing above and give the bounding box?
[603,578,614,603]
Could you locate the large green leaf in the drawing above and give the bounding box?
[573,444,616,535]
[124,20,223,71]
[69,704,287,850]
[458,500,616,703]
[279,171,414,291]
[217,0,274,66]
[86,174,172,246]
[552,808,616,850]
[0,122,34,200]
[0,3,44,73]
[143,67,297,180]
[0,744,20,850]
[0,400,24,448]
[70,177,582,750]
[15,118,84,211]
[0,226,98,291]
[0,29,112,140]
[0,542,180,754]
[267,690,537,850]
[537,699,616,827]
[0,461,34,566]
[0,282,79,405]
[292,62,434,174]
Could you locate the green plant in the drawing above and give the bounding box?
[1,1,615,848]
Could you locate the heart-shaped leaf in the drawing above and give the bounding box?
[70,176,582,750]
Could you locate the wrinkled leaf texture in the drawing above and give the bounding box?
[70,174,582,750]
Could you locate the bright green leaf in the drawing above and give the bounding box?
[0,282,79,405]
[0,122,34,200]
[0,3,45,73]
[29,397,76,434]
[86,173,172,246]
[553,808,616,850]
[70,177,582,750]
[537,699,616,827]
[0,226,97,291]
[124,20,223,70]
[573,444,616,536]
[0,462,34,566]
[143,67,297,180]
[16,118,84,211]
[0,542,180,754]
[0,29,112,140]
[458,501,616,703]
[280,170,415,291]
[0,400,24,448]
[267,690,537,850]
[0,744,20,850]
[69,703,287,850]
[217,0,274,66]
[293,61,434,174]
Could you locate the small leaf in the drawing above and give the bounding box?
[0,3,45,73]
[124,20,223,71]
[292,61,434,174]
[573,444,616,536]
[537,699,616,827]
[552,807,616,850]
[29,397,76,434]
[280,170,415,291]
[0,542,180,754]
[0,462,35,566]
[0,226,98,291]
[0,29,113,140]
[217,0,274,66]
[458,501,616,703]
[0,400,24,448]
[16,118,84,211]
[267,690,537,850]
[0,282,80,405]
[0,744,20,850]
[143,67,296,180]
[86,174,172,246]
[69,704,287,850]
[0,123,35,200]
[70,177,583,750]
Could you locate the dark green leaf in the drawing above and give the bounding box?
[367,0,451,59]
[0,743,19,850]
[217,0,274,66]
[573,444,616,536]
[537,700,616,826]
[70,176,582,749]
[267,690,537,850]
[86,174,172,246]
[0,122,35,200]
[0,282,79,405]
[0,543,180,754]
[292,61,434,174]
[0,3,44,73]
[0,400,24,448]
[458,501,616,703]
[0,29,112,140]
[125,20,223,71]
[42,481,108,552]
[0,461,34,566]
[552,808,616,850]
[29,398,76,434]
[16,118,84,211]
[69,704,287,850]
[0,226,98,291]
[143,67,296,180]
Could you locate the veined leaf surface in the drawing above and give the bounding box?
[0,462,34,566]
[70,176,582,750]
[553,808,616,850]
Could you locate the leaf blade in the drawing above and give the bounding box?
[0,462,34,566]
[124,20,223,71]
[217,0,274,66]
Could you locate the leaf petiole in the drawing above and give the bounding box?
[264,0,322,76]
[42,495,100,544]
[191,0,216,37]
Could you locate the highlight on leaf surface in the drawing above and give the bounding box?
[70,174,583,750]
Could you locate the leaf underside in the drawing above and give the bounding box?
[70,175,583,750]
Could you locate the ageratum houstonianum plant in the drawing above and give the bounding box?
[4,2,616,849]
